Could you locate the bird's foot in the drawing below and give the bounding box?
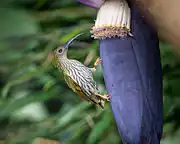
[94,57,102,65]
[92,57,102,71]
[96,93,110,102]
[103,93,110,101]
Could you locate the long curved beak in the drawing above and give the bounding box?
[64,33,83,49]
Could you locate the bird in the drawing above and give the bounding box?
[54,33,110,109]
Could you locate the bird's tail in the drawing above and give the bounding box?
[97,98,105,109]
[93,94,106,109]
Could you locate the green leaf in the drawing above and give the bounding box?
[87,110,112,144]
[161,129,180,144]
[0,90,55,119]
[0,8,40,39]
[56,102,90,128]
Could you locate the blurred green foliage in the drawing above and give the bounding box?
[0,0,180,144]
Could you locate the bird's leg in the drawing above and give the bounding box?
[91,57,102,72]
[94,57,102,69]
[96,93,110,101]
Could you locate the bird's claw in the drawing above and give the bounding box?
[92,58,102,71]
[94,57,102,66]
[103,93,110,101]
[96,93,110,101]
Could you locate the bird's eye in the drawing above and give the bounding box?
[58,49,63,53]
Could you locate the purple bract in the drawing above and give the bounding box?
[76,0,163,143]
[76,0,103,8]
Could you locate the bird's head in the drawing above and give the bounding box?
[54,33,83,60]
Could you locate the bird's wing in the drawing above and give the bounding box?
[63,71,104,108]
[71,59,93,75]
[63,59,99,96]
[63,72,95,102]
